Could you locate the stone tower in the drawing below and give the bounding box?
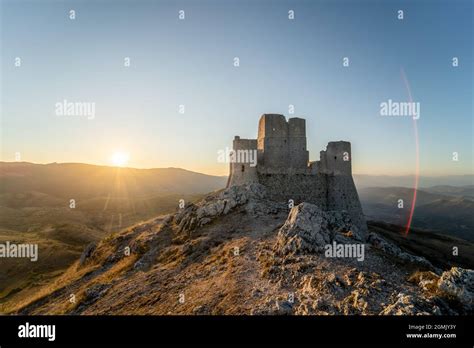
[257,114,309,172]
[226,114,367,235]
[227,136,258,187]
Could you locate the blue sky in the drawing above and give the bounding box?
[1,0,472,175]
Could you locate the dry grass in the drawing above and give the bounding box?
[3,260,100,313]
[407,270,441,295]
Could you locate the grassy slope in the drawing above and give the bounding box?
[367,221,474,269]
[0,163,227,308]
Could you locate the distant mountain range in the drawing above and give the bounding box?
[423,185,474,198]
[0,162,227,198]
[354,174,473,189]
[359,185,474,241]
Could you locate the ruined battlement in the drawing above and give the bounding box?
[257,114,309,172]
[229,114,352,178]
[227,114,367,235]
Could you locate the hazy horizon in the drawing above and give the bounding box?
[2,160,473,183]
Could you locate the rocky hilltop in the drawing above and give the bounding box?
[14,184,473,315]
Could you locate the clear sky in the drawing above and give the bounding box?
[1,0,472,176]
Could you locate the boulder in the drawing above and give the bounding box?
[274,203,360,256]
[175,183,268,234]
[79,242,96,266]
[275,300,294,315]
[379,292,441,315]
[275,203,331,255]
[437,267,474,310]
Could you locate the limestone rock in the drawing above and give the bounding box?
[437,267,474,309]
[275,203,330,255]
[133,247,159,271]
[174,183,269,234]
[84,283,110,302]
[368,232,434,270]
[408,271,440,292]
[275,300,294,315]
[380,293,440,315]
[274,203,360,256]
[72,283,112,314]
[79,242,96,266]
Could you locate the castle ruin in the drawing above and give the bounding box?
[227,114,367,234]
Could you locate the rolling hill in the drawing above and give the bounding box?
[0,162,227,304]
[359,186,474,241]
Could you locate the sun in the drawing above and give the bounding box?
[110,151,129,167]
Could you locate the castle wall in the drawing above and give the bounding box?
[288,118,309,169]
[258,114,289,170]
[258,172,366,237]
[318,141,352,175]
[326,175,368,235]
[258,114,309,171]
[257,173,328,209]
[226,115,367,237]
[309,161,319,175]
[227,137,258,187]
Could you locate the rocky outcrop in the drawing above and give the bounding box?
[368,232,435,270]
[402,267,474,314]
[72,283,112,314]
[79,242,97,266]
[174,183,275,234]
[274,202,363,256]
[437,267,474,310]
[379,292,441,315]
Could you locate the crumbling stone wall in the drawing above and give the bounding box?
[227,136,258,187]
[287,117,309,169]
[326,174,367,234]
[257,114,309,172]
[226,114,367,236]
[257,173,328,209]
[319,141,352,176]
